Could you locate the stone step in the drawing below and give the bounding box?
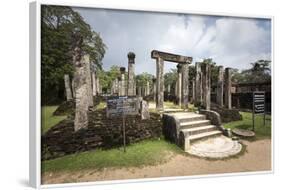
[180,120,211,129]
[163,109,185,113]
[181,125,217,136]
[189,130,222,141]
[178,115,206,123]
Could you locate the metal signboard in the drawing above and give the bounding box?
[252,91,266,131]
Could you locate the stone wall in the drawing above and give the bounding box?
[42,109,162,160]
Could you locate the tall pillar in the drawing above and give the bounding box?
[127,52,136,96]
[195,62,202,106]
[175,81,178,97]
[146,81,150,95]
[92,71,97,96]
[85,55,93,107]
[152,78,156,102]
[120,67,126,96]
[138,86,142,97]
[181,63,189,109]
[201,63,211,110]
[64,74,73,101]
[96,77,100,95]
[177,64,182,107]
[191,79,195,103]
[217,66,224,107]
[71,79,75,98]
[156,57,164,110]
[167,84,171,94]
[225,68,232,109]
[72,32,88,131]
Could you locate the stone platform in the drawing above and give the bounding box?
[187,135,242,159]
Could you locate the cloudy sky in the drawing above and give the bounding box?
[75,7,271,75]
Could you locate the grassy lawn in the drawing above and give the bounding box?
[41,106,67,134]
[42,138,182,173]
[223,112,271,138]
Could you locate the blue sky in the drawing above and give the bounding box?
[75,7,271,75]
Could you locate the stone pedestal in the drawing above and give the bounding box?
[181,63,189,109]
[225,68,232,109]
[64,74,73,101]
[201,63,211,110]
[156,57,164,110]
[195,62,202,106]
[127,52,136,96]
[217,66,224,107]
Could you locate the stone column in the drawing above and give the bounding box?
[177,64,182,107]
[191,79,195,103]
[167,84,171,94]
[96,77,100,95]
[181,63,189,109]
[64,74,73,101]
[225,68,232,109]
[156,57,164,110]
[120,67,126,96]
[138,86,142,97]
[201,63,211,110]
[195,62,202,106]
[146,81,150,95]
[118,76,122,96]
[92,72,97,96]
[85,55,93,107]
[71,79,75,98]
[72,32,88,131]
[152,78,156,102]
[175,81,178,97]
[217,66,224,107]
[127,52,136,96]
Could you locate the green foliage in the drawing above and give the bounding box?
[41,106,67,134]
[42,139,182,172]
[224,112,271,138]
[164,69,177,88]
[41,5,106,104]
[97,65,120,93]
[136,72,154,87]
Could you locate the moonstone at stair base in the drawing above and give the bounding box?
[187,135,242,159]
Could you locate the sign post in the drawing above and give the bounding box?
[252,91,266,131]
[106,96,140,153]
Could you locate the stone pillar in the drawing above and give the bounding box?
[138,86,142,97]
[92,72,97,96]
[72,32,88,131]
[181,63,189,109]
[146,81,150,95]
[71,79,75,98]
[195,62,202,106]
[167,84,171,94]
[177,64,182,107]
[175,81,178,97]
[85,55,93,107]
[118,76,122,96]
[127,52,136,96]
[152,78,156,102]
[156,57,164,110]
[225,68,232,109]
[96,77,100,95]
[120,67,126,96]
[64,74,73,101]
[201,63,211,110]
[191,79,195,103]
[217,66,224,107]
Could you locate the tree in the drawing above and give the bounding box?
[136,72,154,88]
[41,5,106,104]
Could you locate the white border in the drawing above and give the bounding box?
[30,0,274,189]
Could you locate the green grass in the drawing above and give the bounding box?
[42,139,182,173]
[41,106,67,134]
[96,101,106,110]
[223,112,271,138]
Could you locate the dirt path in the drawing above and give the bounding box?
[42,139,271,184]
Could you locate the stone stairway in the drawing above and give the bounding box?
[162,112,222,151]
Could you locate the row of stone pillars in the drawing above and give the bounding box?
[194,62,232,110]
[151,50,193,111]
